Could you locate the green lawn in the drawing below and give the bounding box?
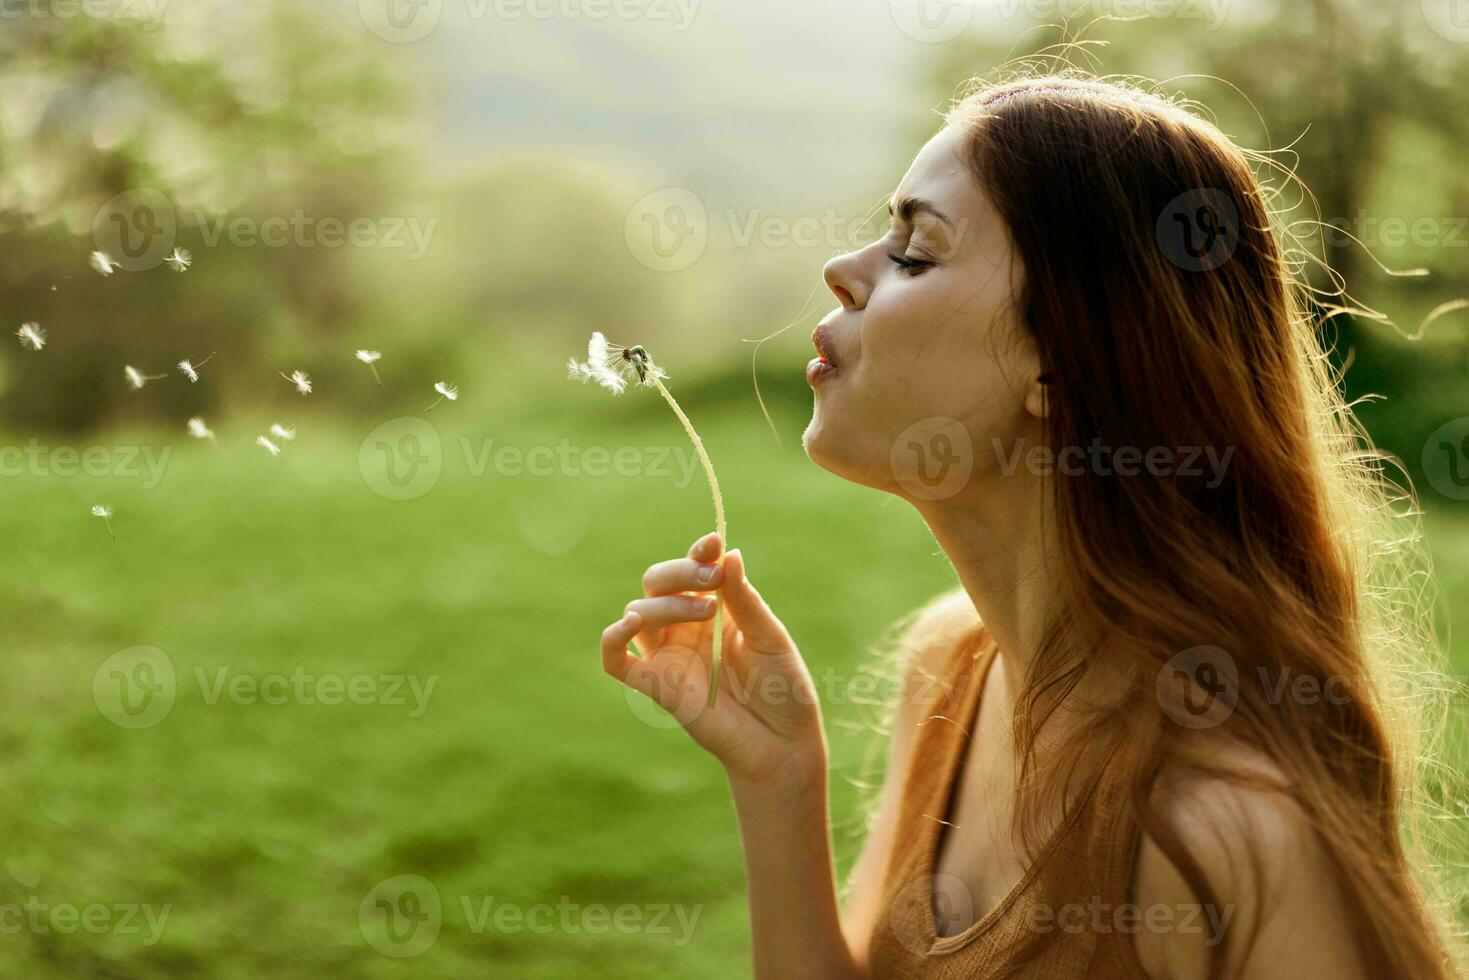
[0,392,1464,977]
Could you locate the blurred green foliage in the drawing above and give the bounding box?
[0,2,1465,976]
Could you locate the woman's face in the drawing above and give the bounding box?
[802,124,1045,503]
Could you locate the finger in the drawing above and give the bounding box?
[600,610,642,681]
[624,594,717,631]
[687,531,724,563]
[719,549,789,652]
[643,557,724,597]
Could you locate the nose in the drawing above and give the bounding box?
[822,249,867,311]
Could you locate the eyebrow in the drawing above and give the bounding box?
[887,194,953,229]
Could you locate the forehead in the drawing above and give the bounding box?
[892,125,985,218]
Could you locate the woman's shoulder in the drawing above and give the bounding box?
[881,588,986,720]
[1131,746,1368,979]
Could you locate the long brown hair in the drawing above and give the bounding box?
[905,71,1463,977]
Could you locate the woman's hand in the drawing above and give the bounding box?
[600,531,825,786]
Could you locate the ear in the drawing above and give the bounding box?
[1024,370,1053,420]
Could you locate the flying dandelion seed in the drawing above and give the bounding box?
[89,251,118,276]
[178,352,214,383]
[355,349,383,384]
[124,365,166,390]
[256,435,281,456]
[163,248,192,272]
[15,323,45,351]
[567,332,727,707]
[91,505,116,540]
[269,423,296,441]
[281,370,312,395]
[426,381,458,411]
[187,417,215,440]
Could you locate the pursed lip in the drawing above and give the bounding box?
[811,322,838,367]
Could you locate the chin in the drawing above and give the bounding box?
[801,415,893,492]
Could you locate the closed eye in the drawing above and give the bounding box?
[887,252,933,275]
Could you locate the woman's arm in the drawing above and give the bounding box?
[599,532,862,979]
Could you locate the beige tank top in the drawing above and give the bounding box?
[866,626,1147,978]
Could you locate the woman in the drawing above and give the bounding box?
[597,73,1460,978]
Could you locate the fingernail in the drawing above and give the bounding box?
[696,563,718,584]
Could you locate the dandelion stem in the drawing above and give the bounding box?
[648,374,726,708]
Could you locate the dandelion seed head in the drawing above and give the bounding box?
[164,247,192,272]
[283,370,312,395]
[179,359,199,382]
[124,365,148,389]
[90,251,117,276]
[269,423,296,441]
[355,349,382,364]
[16,323,45,351]
[187,417,214,440]
[91,505,111,518]
[566,332,667,395]
[256,435,281,456]
[434,381,458,401]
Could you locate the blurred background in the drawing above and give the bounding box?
[0,0,1465,975]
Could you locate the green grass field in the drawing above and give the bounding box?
[1,389,1465,978]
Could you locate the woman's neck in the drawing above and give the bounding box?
[914,474,1057,712]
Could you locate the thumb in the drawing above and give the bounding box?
[719,548,789,653]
